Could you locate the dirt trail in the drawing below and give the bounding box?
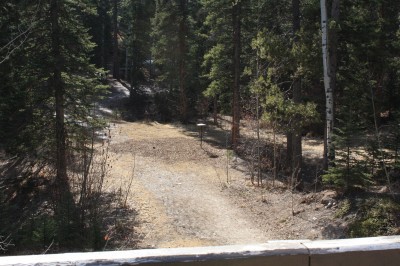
[102,80,344,249]
[106,122,270,248]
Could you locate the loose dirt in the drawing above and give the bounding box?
[103,81,345,249]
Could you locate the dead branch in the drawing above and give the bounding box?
[0,235,13,252]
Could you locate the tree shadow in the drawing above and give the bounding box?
[96,192,142,251]
[179,122,231,150]
[321,223,347,239]
[0,157,142,254]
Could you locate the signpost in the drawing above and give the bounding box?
[197,123,206,148]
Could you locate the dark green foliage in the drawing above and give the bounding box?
[15,215,56,252]
[323,157,372,189]
[335,196,400,238]
[150,0,202,121]
[348,197,400,237]
[337,0,400,123]
[0,0,106,156]
[201,0,234,115]
[0,0,108,253]
[85,0,113,69]
[151,0,179,86]
[319,0,400,188]
[120,0,155,86]
[322,98,373,190]
[255,77,318,133]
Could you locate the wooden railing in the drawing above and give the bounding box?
[0,236,399,266]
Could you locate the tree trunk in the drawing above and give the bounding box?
[213,96,218,124]
[292,0,302,184]
[320,0,334,169]
[100,0,108,69]
[125,47,129,81]
[178,0,188,123]
[112,0,120,79]
[327,0,339,165]
[273,125,277,186]
[287,133,293,170]
[329,0,339,97]
[50,0,68,190]
[101,17,106,69]
[231,1,241,149]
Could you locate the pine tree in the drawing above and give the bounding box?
[322,85,372,189]
[85,0,113,69]
[151,0,199,122]
[201,0,233,114]
[112,0,120,79]
[202,0,242,146]
[290,0,302,181]
[120,0,155,87]
[0,0,106,249]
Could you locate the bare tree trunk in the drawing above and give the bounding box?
[255,0,262,186]
[256,93,261,186]
[125,47,129,81]
[213,96,218,124]
[50,0,68,189]
[231,1,241,149]
[320,0,334,169]
[112,0,120,79]
[178,0,188,123]
[100,0,108,70]
[287,134,293,170]
[273,124,277,186]
[101,18,106,69]
[329,0,339,97]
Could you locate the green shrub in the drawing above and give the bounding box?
[349,197,400,237]
[335,198,351,218]
[323,160,373,189]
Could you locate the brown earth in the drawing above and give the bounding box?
[100,83,345,250]
[100,80,346,250]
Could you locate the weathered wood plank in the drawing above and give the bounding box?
[0,236,399,266]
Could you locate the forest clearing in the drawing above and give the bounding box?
[106,118,344,249]
[102,80,343,249]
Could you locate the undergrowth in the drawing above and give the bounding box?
[335,195,400,237]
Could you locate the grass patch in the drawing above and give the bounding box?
[335,198,351,218]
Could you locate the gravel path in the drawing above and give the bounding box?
[102,80,344,249]
[107,122,270,248]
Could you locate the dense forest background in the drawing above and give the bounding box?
[0,0,399,254]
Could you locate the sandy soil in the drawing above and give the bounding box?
[102,80,345,249]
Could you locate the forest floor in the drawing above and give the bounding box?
[101,80,347,250]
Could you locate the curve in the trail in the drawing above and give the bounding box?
[107,121,270,248]
[103,80,269,248]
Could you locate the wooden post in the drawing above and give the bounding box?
[197,123,206,148]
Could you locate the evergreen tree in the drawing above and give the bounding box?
[151,0,200,121]
[322,86,372,189]
[201,0,242,146]
[334,0,400,176]
[85,0,113,69]
[201,0,232,98]
[0,0,106,249]
[120,0,155,87]
[112,0,120,79]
